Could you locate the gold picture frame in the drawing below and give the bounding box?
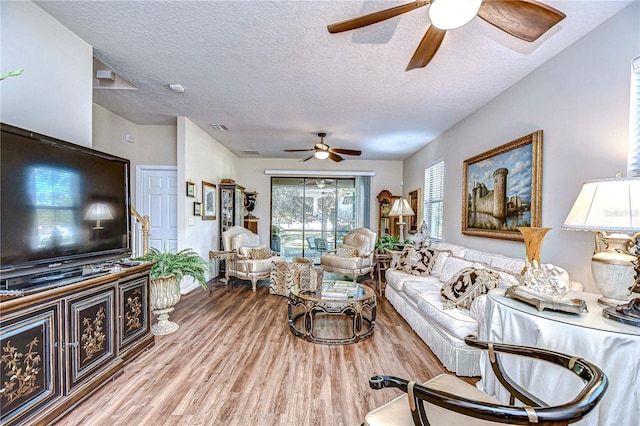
[462,130,543,241]
[408,189,421,234]
[202,181,217,220]
[193,201,203,216]
[186,181,196,197]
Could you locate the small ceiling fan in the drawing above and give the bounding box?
[327,0,566,71]
[283,132,362,162]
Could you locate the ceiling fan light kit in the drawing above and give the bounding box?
[327,0,566,70]
[283,132,362,162]
[428,0,483,30]
[314,150,330,160]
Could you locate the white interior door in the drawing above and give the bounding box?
[136,166,177,253]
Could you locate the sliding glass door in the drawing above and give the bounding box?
[271,177,356,260]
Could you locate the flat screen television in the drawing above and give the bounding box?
[1,123,131,288]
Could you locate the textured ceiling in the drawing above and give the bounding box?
[36,0,631,161]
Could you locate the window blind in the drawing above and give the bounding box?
[629,56,640,177]
[423,160,445,241]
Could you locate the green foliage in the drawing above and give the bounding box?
[135,248,210,290]
[0,70,24,81]
[376,234,413,252]
[376,234,400,251]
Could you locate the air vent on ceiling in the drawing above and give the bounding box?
[240,150,261,156]
[210,124,229,131]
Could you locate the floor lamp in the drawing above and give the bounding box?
[389,198,415,242]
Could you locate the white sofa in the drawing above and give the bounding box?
[384,242,581,377]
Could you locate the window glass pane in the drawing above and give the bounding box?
[423,160,445,241]
[271,177,357,260]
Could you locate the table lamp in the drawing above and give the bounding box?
[85,202,114,229]
[389,198,415,242]
[562,176,640,306]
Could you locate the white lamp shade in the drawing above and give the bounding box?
[562,177,640,233]
[85,202,114,221]
[314,150,329,160]
[429,0,482,30]
[389,198,415,217]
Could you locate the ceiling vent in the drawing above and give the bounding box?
[240,150,261,156]
[210,124,229,131]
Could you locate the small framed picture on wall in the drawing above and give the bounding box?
[193,201,202,216]
[202,181,217,220]
[186,181,196,197]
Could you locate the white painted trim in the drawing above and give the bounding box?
[264,169,375,176]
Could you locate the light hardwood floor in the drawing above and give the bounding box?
[56,279,464,426]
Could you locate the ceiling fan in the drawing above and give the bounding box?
[283,132,362,162]
[327,0,566,71]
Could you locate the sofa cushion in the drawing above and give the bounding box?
[403,278,443,302]
[489,256,526,275]
[250,247,272,260]
[434,242,468,258]
[441,267,499,309]
[385,268,413,292]
[239,244,265,257]
[336,244,359,257]
[415,292,478,340]
[438,257,474,283]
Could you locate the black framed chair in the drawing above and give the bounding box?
[364,336,608,426]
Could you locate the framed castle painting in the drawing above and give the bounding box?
[462,130,543,241]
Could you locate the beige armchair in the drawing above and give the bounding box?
[320,227,377,282]
[221,226,285,292]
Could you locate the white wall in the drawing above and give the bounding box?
[402,3,640,294]
[237,158,404,245]
[1,1,92,146]
[92,104,177,206]
[177,117,239,292]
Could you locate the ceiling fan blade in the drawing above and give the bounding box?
[329,152,344,162]
[283,148,314,152]
[478,0,566,42]
[328,1,428,34]
[330,148,362,156]
[301,154,315,162]
[406,25,446,71]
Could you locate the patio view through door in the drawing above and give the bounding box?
[271,177,356,261]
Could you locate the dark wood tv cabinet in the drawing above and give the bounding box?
[0,263,154,426]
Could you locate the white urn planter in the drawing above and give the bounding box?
[149,275,181,335]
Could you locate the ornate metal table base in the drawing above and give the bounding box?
[288,284,376,345]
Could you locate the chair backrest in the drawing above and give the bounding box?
[306,237,316,250]
[369,336,608,425]
[343,227,377,255]
[314,238,328,253]
[222,226,259,251]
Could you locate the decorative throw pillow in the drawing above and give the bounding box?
[441,267,499,310]
[250,247,272,260]
[398,246,439,276]
[336,244,359,257]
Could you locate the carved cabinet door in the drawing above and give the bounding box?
[117,275,150,357]
[0,301,63,426]
[65,283,117,392]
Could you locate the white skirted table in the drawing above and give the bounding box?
[478,288,640,426]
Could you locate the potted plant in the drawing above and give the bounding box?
[136,247,209,335]
[376,234,415,254]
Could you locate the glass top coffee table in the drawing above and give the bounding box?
[288,281,376,345]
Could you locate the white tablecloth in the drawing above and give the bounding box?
[478,288,640,426]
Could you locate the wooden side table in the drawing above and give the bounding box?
[208,250,237,291]
[375,253,391,295]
